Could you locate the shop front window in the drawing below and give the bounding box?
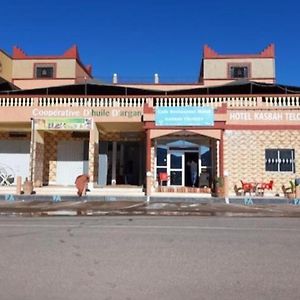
[200,145,211,166]
[170,171,182,186]
[157,147,167,166]
[170,152,182,169]
[156,146,167,184]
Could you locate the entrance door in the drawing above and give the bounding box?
[103,141,142,186]
[56,140,87,185]
[184,152,199,187]
[169,151,184,186]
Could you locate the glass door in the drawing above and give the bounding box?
[199,145,212,187]
[168,151,184,186]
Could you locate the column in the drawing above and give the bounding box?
[111,141,117,185]
[139,141,144,186]
[88,121,99,188]
[224,171,229,204]
[216,140,220,177]
[31,129,44,187]
[120,144,124,178]
[145,129,152,196]
[219,130,224,177]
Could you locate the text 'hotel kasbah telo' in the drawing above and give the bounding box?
[0,43,299,196]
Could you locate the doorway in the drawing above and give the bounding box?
[168,151,199,186]
[185,152,199,187]
[156,139,213,188]
[169,151,184,186]
[99,141,143,186]
[56,140,88,185]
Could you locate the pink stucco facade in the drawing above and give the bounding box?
[0,45,92,90]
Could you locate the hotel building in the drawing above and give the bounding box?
[0,43,299,196]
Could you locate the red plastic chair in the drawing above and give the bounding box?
[255,180,273,196]
[158,172,169,186]
[241,180,255,195]
[262,180,274,190]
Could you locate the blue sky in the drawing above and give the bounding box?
[2,0,300,85]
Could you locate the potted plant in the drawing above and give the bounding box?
[295,178,300,198]
[286,180,296,200]
[215,176,224,197]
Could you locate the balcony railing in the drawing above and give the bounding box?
[37,97,149,107]
[0,95,300,108]
[154,96,300,107]
[0,97,34,107]
[154,96,260,107]
[0,96,150,107]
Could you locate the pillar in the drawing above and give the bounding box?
[139,140,144,186]
[224,171,229,204]
[219,130,224,177]
[111,141,117,185]
[145,129,152,196]
[216,140,220,177]
[31,129,44,187]
[120,143,124,177]
[88,121,99,188]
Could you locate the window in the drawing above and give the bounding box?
[228,63,250,79]
[157,147,167,167]
[200,145,211,166]
[230,66,248,78]
[36,67,53,78]
[156,146,168,184]
[34,64,55,78]
[265,149,295,173]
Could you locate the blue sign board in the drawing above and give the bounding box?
[155,107,214,126]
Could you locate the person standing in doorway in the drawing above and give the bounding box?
[188,160,198,187]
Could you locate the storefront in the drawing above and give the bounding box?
[0,95,147,188]
[98,139,145,187]
[224,107,300,195]
[155,138,213,187]
[32,105,145,187]
[142,104,224,194]
[1,82,300,197]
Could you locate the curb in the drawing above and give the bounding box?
[0,201,300,217]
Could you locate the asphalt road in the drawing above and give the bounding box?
[0,216,300,300]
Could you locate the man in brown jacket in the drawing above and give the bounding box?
[75,174,89,197]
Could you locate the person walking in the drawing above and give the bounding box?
[75,174,89,197]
